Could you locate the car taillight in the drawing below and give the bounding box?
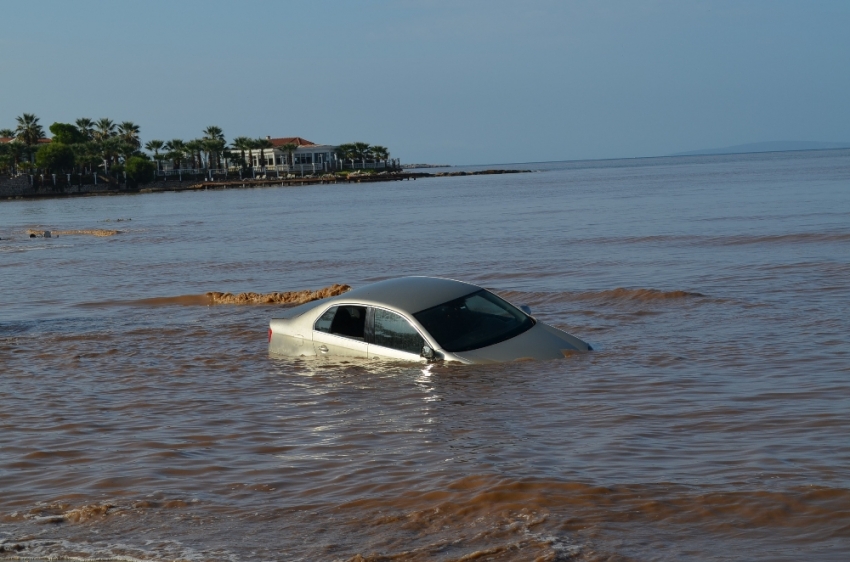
[268,328,272,343]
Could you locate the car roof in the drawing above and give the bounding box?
[328,276,480,314]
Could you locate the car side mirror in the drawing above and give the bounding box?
[421,345,435,361]
[520,305,532,315]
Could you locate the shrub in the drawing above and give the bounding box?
[49,123,87,145]
[35,143,75,172]
[124,156,156,186]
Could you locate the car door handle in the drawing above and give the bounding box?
[318,345,329,353]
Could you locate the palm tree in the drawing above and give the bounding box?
[231,136,252,169]
[145,140,165,171]
[203,126,225,141]
[255,138,273,170]
[204,138,227,171]
[0,128,14,138]
[15,114,44,162]
[93,118,115,143]
[15,113,44,144]
[279,142,298,167]
[0,146,10,174]
[245,139,260,168]
[202,126,225,169]
[163,139,186,170]
[352,142,371,164]
[117,121,141,149]
[97,136,122,173]
[185,139,204,169]
[75,118,95,141]
[72,141,100,174]
[371,145,389,164]
[5,141,26,173]
[335,143,357,168]
[117,138,140,163]
[145,139,164,157]
[221,148,237,170]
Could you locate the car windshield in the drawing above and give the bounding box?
[413,289,534,352]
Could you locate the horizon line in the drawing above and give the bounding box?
[436,145,850,169]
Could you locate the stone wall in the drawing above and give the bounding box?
[136,179,193,191]
[0,176,198,198]
[0,176,124,198]
[60,183,118,194]
[0,175,30,198]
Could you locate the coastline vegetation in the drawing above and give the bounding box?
[0,113,395,192]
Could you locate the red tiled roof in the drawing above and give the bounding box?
[0,137,51,144]
[268,137,316,147]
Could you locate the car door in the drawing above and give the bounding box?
[312,305,370,358]
[368,307,427,362]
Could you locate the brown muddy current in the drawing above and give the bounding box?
[1,151,849,561]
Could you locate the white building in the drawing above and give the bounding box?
[242,137,398,173]
[156,135,398,176]
[248,136,336,172]
[158,136,338,175]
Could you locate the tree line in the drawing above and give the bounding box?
[0,114,157,183]
[1,113,393,183]
[336,142,390,166]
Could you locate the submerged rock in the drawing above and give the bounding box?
[54,229,121,237]
[26,228,120,237]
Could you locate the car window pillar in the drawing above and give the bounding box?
[364,306,375,344]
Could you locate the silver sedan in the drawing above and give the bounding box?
[268,276,592,364]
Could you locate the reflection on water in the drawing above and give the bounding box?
[1,150,849,560]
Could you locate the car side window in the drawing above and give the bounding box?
[314,307,337,333]
[373,308,424,354]
[315,305,367,340]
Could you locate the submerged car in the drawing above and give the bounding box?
[268,276,592,364]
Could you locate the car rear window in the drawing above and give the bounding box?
[413,290,534,352]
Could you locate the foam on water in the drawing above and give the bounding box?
[78,283,351,308]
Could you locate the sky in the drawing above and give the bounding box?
[1,0,849,165]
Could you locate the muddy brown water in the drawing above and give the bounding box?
[1,150,849,561]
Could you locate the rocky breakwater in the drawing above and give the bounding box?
[430,169,532,177]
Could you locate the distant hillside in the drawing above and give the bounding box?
[673,141,850,156]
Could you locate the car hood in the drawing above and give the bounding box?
[449,322,590,364]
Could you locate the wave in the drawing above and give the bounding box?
[718,232,850,245]
[577,287,704,301]
[499,287,704,307]
[4,476,846,560]
[108,294,214,306]
[318,475,850,560]
[336,474,850,539]
[0,243,75,253]
[583,231,850,247]
[80,283,351,308]
[207,283,351,305]
[0,540,145,562]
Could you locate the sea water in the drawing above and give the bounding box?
[1,150,849,560]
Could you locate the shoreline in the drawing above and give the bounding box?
[0,169,532,201]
